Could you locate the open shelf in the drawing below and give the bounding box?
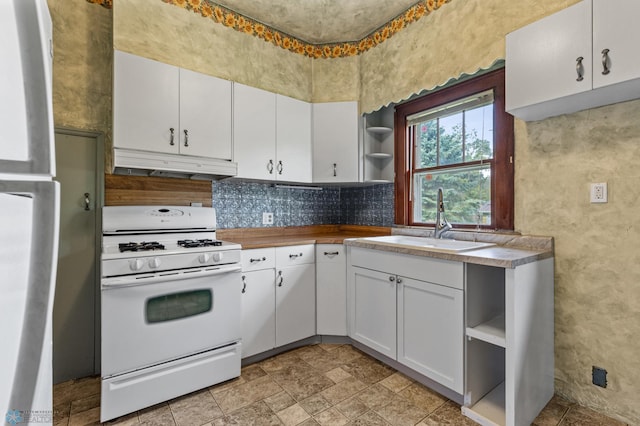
[364,179,392,183]
[365,152,393,159]
[461,381,506,426]
[466,313,505,347]
[366,126,393,134]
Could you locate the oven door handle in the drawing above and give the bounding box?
[101,265,242,289]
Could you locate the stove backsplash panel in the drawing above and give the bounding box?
[212,181,394,229]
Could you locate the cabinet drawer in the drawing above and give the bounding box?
[276,244,315,266]
[241,248,275,271]
[316,244,345,264]
[350,247,463,290]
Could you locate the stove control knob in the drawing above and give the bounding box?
[212,252,223,262]
[148,257,162,269]
[129,259,144,271]
[199,253,212,264]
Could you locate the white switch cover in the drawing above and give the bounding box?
[590,183,608,203]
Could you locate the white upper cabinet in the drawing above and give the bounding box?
[113,50,232,160]
[276,95,312,182]
[312,101,360,183]
[233,83,277,180]
[233,84,312,182]
[506,0,640,121]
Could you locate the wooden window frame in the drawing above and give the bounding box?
[394,68,514,230]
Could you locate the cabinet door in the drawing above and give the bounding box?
[312,102,360,183]
[233,83,276,180]
[276,95,312,182]
[348,266,396,359]
[240,269,275,358]
[592,0,640,89]
[397,276,463,393]
[505,1,592,115]
[275,263,316,347]
[179,69,232,160]
[113,50,179,154]
[316,244,346,336]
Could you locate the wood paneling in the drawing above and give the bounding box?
[104,174,212,207]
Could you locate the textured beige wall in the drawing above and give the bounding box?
[515,101,640,423]
[311,56,360,103]
[49,0,112,134]
[113,0,312,102]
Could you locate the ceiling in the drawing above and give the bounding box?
[213,0,421,44]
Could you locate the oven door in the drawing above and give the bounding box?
[101,265,242,377]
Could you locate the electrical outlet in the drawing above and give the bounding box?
[590,182,608,203]
[262,212,274,225]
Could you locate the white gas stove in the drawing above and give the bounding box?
[100,206,242,422]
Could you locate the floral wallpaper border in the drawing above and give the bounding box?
[86,0,451,58]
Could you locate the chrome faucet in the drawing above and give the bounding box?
[434,187,452,239]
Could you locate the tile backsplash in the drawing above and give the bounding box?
[212,180,394,228]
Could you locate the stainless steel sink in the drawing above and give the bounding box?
[358,235,495,253]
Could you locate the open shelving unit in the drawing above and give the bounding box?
[362,106,394,183]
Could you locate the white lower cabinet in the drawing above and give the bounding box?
[315,244,347,336]
[275,245,316,347]
[348,247,464,392]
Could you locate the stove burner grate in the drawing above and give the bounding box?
[119,241,166,252]
[177,239,223,248]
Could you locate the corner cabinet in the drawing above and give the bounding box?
[506,0,640,121]
[312,101,360,183]
[362,106,394,183]
[233,83,312,182]
[113,50,232,160]
[316,244,347,336]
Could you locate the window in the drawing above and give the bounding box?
[394,69,514,230]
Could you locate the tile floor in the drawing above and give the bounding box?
[53,344,627,426]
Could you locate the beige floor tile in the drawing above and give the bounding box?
[374,398,428,426]
[54,414,69,426]
[277,403,311,426]
[299,394,332,416]
[419,400,476,425]
[276,372,335,401]
[354,383,396,410]
[224,401,282,425]
[317,343,344,352]
[138,402,170,422]
[314,407,349,426]
[213,375,283,413]
[398,382,447,414]
[321,377,368,405]
[68,406,100,426]
[169,389,223,426]
[70,393,100,415]
[347,410,391,425]
[209,375,245,394]
[54,402,71,424]
[560,405,627,426]
[104,412,140,425]
[330,345,364,364]
[325,367,352,384]
[341,357,395,385]
[241,363,268,381]
[53,376,101,406]
[264,391,297,412]
[335,397,369,419]
[379,372,413,393]
[533,394,573,426]
[299,419,321,425]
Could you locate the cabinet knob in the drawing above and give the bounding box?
[601,49,611,75]
[183,129,189,147]
[396,277,403,284]
[169,127,175,145]
[389,276,395,282]
[575,56,584,82]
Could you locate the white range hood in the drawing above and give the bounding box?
[113,148,237,180]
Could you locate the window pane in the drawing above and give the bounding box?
[438,112,463,166]
[413,165,492,225]
[464,104,493,161]
[146,289,212,324]
[416,120,437,168]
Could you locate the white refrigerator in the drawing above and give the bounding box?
[0,0,59,424]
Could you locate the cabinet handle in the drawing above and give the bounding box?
[389,276,395,282]
[169,127,175,145]
[183,129,189,147]
[575,56,584,82]
[289,253,303,259]
[324,251,340,256]
[277,270,283,287]
[241,275,246,294]
[396,277,403,284]
[250,257,266,263]
[333,163,337,177]
[601,49,610,75]
[84,193,91,211]
[277,160,283,175]
[267,159,274,174]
